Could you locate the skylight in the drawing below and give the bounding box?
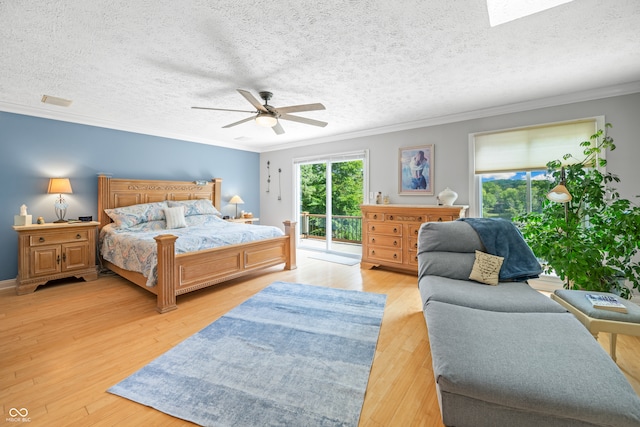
[486,0,574,27]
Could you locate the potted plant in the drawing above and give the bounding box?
[515,124,640,299]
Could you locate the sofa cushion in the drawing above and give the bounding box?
[418,251,477,281]
[418,220,484,254]
[418,275,567,313]
[425,301,640,427]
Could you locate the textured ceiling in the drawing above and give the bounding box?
[1,1,639,152]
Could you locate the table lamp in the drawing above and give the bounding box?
[48,178,73,223]
[229,195,244,219]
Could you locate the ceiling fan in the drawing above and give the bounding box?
[192,89,327,135]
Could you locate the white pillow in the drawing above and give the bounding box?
[164,206,187,229]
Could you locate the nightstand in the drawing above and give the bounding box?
[227,217,260,224]
[13,221,99,294]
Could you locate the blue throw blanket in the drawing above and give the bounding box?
[458,218,542,281]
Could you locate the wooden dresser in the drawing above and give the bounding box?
[360,204,468,274]
[13,221,99,294]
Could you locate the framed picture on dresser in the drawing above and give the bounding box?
[399,144,434,195]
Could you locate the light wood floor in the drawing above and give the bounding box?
[2,251,639,427]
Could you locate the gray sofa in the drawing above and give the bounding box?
[417,220,640,427]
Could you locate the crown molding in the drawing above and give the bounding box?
[0,101,256,152]
[2,81,639,153]
[263,81,640,152]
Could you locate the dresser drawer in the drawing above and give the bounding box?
[368,222,402,236]
[29,230,89,246]
[408,237,419,252]
[407,250,419,266]
[365,212,385,221]
[428,214,454,222]
[367,247,402,264]
[368,234,402,248]
[387,214,427,223]
[408,224,422,239]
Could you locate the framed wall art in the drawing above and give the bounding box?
[398,144,434,195]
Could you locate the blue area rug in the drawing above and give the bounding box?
[108,281,387,426]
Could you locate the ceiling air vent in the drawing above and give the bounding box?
[41,95,73,107]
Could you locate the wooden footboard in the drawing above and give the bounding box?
[153,221,297,313]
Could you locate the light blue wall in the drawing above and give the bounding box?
[0,112,259,281]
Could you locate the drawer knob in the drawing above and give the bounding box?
[393,254,398,259]
[414,229,419,235]
[389,215,394,220]
[371,226,375,232]
[393,227,398,233]
[437,217,443,222]
[57,255,60,264]
[393,241,398,246]
[371,238,376,243]
[76,233,82,239]
[373,214,377,219]
[39,237,45,242]
[371,250,375,255]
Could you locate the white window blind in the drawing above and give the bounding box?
[473,119,597,174]
[293,150,367,166]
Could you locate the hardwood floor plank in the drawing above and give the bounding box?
[1,250,639,426]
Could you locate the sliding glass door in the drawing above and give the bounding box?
[295,151,368,256]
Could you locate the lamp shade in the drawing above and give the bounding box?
[546,167,572,203]
[547,184,572,203]
[255,113,278,128]
[229,195,244,204]
[48,178,73,194]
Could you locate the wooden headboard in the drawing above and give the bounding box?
[97,175,222,229]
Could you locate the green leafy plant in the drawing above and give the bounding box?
[515,124,640,298]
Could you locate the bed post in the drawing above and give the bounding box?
[97,174,111,229]
[154,234,178,313]
[211,178,222,212]
[283,221,297,270]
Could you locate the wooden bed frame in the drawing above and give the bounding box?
[97,175,297,313]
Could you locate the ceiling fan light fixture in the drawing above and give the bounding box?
[255,113,278,128]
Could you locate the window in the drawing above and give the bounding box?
[470,118,602,219]
[479,170,549,220]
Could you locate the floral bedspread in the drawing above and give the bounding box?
[100,215,285,287]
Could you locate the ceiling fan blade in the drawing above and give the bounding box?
[279,113,328,128]
[276,103,326,114]
[237,89,268,112]
[222,116,255,128]
[192,106,256,113]
[272,121,285,135]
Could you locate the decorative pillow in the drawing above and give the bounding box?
[104,202,168,228]
[469,250,504,286]
[167,199,220,217]
[164,206,187,229]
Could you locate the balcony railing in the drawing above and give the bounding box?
[300,212,362,244]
